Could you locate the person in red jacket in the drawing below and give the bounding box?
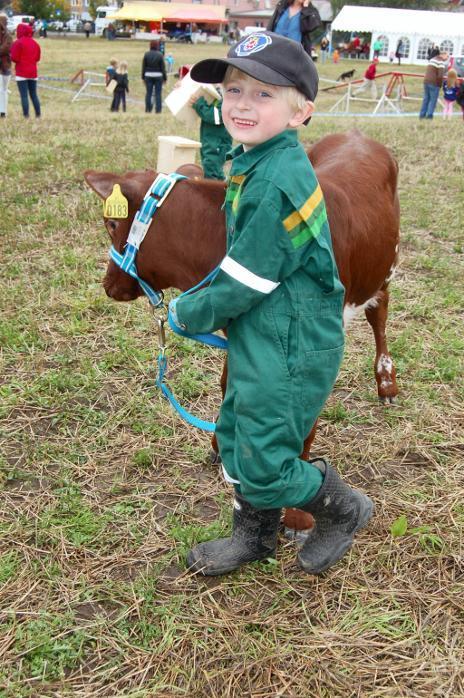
[354,57,379,99]
[10,22,41,118]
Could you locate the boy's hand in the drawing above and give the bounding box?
[168,298,186,330]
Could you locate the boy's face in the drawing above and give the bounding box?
[222,74,313,150]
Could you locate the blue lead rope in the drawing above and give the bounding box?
[107,172,228,432]
[166,265,228,351]
[167,313,228,351]
[156,353,220,432]
[156,265,228,432]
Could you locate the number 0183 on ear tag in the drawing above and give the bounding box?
[104,184,128,219]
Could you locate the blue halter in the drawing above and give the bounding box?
[109,172,186,307]
[108,172,228,432]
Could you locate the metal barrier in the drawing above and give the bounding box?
[68,69,144,105]
[71,70,106,102]
[322,70,431,117]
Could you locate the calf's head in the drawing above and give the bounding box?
[85,169,156,302]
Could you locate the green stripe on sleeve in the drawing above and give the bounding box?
[291,208,328,249]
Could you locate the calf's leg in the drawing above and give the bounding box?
[282,421,318,536]
[365,288,398,404]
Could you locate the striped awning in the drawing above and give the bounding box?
[107,2,226,24]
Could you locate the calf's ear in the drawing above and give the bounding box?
[84,171,120,200]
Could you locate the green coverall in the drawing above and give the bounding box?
[192,97,232,181]
[175,130,345,510]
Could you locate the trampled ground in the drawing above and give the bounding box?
[1,36,463,697]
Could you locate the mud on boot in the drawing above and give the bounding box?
[187,495,281,576]
[297,459,374,575]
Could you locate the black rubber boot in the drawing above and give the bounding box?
[187,495,281,576]
[297,459,374,574]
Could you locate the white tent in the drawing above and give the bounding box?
[331,5,464,64]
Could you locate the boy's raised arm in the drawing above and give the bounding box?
[173,181,320,334]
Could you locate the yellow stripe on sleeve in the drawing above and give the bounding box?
[229,175,245,185]
[283,185,324,233]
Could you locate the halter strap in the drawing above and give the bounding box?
[109,172,186,307]
[107,171,228,432]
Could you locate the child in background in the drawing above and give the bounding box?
[168,32,374,577]
[111,60,129,112]
[442,68,458,119]
[166,53,174,74]
[332,48,339,63]
[189,91,232,180]
[354,57,379,99]
[105,57,118,85]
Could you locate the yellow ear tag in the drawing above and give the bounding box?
[104,184,128,219]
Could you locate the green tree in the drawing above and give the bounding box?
[19,0,71,21]
[88,0,98,20]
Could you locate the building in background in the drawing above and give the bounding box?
[64,0,333,36]
[331,5,464,65]
[227,0,332,32]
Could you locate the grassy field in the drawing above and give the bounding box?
[1,36,464,697]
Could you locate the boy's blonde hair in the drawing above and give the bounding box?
[223,66,310,112]
[446,68,457,87]
[118,61,128,74]
[109,58,118,67]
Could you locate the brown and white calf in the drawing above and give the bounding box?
[85,129,400,531]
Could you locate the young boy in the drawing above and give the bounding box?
[111,60,129,112]
[105,57,118,86]
[168,32,374,576]
[189,92,232,180]
[354,57,379,99]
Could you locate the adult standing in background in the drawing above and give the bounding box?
[267,0,321,57]
[351,34,361,57]
[0,14,13,118]
[373,37,383,58]
[320,35,329,64]
[141,40,166,114]
[10,23,41,119]
[395,39,403,65]
[84,21,91,39]
[419,51,448,120]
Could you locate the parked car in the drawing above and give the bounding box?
[7,15,35,32]
[49,20,67,31]
[67,18,83,32]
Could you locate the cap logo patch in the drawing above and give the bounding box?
[235,33,272,57]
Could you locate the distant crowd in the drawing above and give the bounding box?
[1,15,463,123]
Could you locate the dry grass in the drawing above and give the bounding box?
[0,36,464,697]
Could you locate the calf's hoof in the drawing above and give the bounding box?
[284,527,313,547]
[379,395,398,405]
[210,450,222,465]
[282,508,315,546]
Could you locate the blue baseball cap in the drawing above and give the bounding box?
[190,31,319,103]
